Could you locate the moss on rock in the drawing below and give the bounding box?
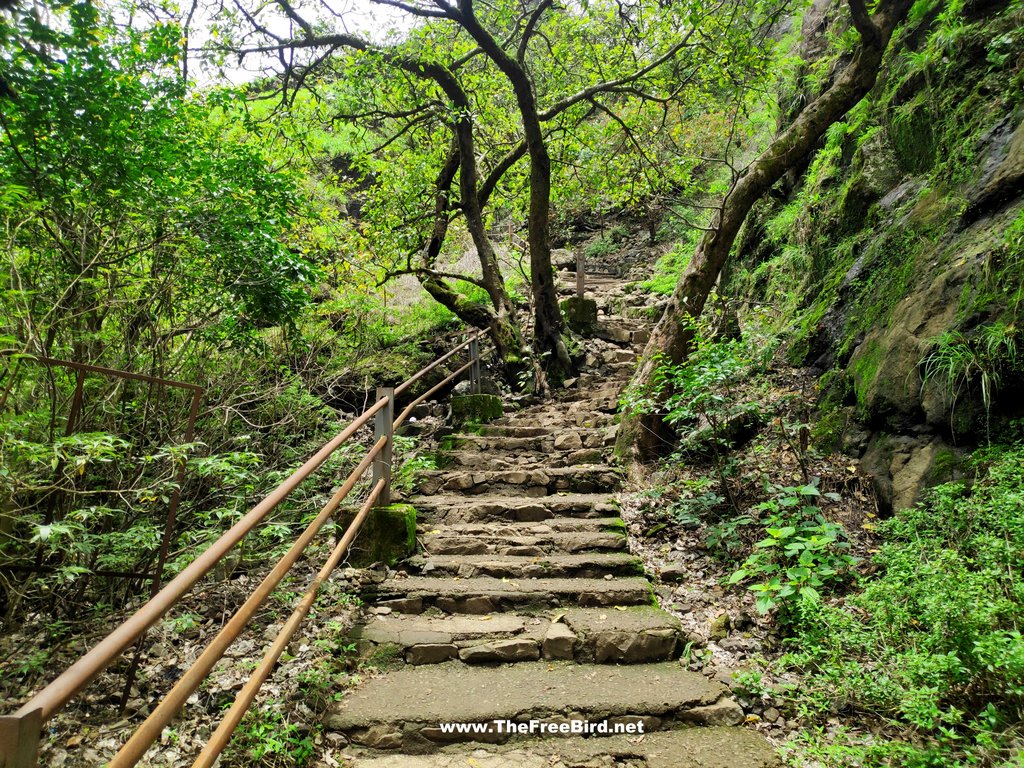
[560,297,599,332]
[342,504,417,567]
[451,393,503,423]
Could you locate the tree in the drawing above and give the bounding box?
[0,3,315,371]
[616,0,915,459]
[227,0,763,388]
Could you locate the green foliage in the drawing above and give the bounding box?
[658,318,775,441]
[778,443,1024,764]
[727,482,858,615]
[391,436,438,495]
[921,322,1019,435]
[667,477,726,528]
[222,706,316,768]
[584,234,620,260]
[641,240,695,296]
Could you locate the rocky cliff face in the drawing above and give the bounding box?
[727,0,1024,512]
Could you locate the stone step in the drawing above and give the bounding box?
[501,410,615,430]
[419,520,627,555]
[416,466,622,496]
[439,449,608,470]
[343,727,779,768]
[594,322,651,346]
[444,428,614,453]
[351,605,683,667]
[410,494,619,524]
[408,552,644,579]
[478,425,553,437]
[362,576,653,614]
[324,662,742,751]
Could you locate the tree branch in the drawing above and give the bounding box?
[517,0,553,65]
[847,0,881,46]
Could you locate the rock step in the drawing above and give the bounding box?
[410,494,619,524]
[444,429,614,453]
[343,727,779,768]
[478,425,553,437]
[420,519,627,555]
[351,605,684,667]
[407,552,644,579]
[496,408,618,429]
[416,467,622,496]
[481,409,618,433]
[439,449,608,470]
[420,517,624,534]
[324,662,743,751]
[362,576,653,614]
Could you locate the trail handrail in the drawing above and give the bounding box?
[0,330,486,768]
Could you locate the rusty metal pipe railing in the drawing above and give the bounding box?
[192,478,387,768]
[2,331,487,768]
[394,358,475,429]
[14,396,387,723]
[393,330,481,397]
[107,436,388,768]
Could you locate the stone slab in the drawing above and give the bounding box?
[326,662,726,734]
[344,727,779,768]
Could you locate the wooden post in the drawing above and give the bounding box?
[0,709,42,768]
[372,387,394,507]
[469,338,481,395]
[576,250,585,298]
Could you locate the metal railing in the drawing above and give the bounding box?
[0,331,485,768]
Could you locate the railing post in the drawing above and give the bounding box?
[576,250,585,298]
[0,709,42,768]
[469,338,481,395]
[372,388,394,507]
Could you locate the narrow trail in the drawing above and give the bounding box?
[327,274,777,767]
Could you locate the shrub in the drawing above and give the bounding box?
[778,442,1024,764]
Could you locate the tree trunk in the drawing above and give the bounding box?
[457,0,572,390]
[617,0,913,460]
[419,134,529,377]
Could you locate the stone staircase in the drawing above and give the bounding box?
[325,274,778,767]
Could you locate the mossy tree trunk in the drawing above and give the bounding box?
[617,0,915,460]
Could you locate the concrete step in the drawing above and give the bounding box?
[419,518,627,555]
[407,552,644,579]
[416,466,622,496]
[410,494,619,524]
[343,727,779,767]
[351,605,683,667]
[361,575,653,614]
[325,662,742,751]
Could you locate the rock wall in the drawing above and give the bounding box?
[727,0,1024,511]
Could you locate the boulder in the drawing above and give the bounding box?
[560,297,599,333]
[450,394,503,424]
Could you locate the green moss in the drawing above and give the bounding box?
[341,504,417,567]
[451,394,503,423]
[364,642,404,670]
[810,407,848,453]
[560,296,598,332]
[850,338,884,412]
[647,582,659,607]
[888,97,937,174]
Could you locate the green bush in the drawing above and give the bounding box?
[779,442,1024,765]
[728,482,858,615]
